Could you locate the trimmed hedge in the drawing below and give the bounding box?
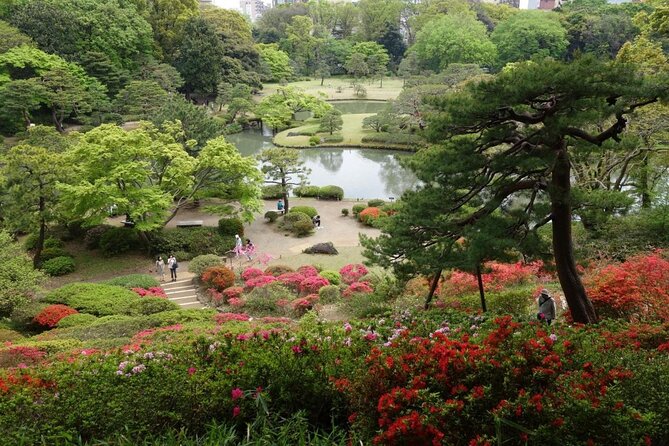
[57,313,98,328]
[99,227,142,256]
[352,204,367,216]
[188,255,224,277]
[360,132,424,147]
[150,228,234,258]
[264,211,279,222]
[40,247,70,261]
[44,283,140,316]
[319,185,344,200]
[104,274,159,289]
[294,185,320,198]
[367,199,385,208]
[289,206,318,218]
[279,212,314,236]
[127,297,180,316]
[218,218,244,238]
[41,256,75,276]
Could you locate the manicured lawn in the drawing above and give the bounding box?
[261,77,403,101]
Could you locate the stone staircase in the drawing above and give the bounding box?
[161,275,206,309]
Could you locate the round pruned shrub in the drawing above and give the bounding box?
[83,224,113,249]
[245,275,278,290]
[150,228,234,259]
[33,304,79,328]
[10,302,48,327]
[188,255,223,277]
[264,265,295,276]
[300,276,330,295]
[289,206,318,218]
[241,267,265,281]
[318,185,344,200]
[340,264,369,285]
[44,283,140,316]
[352,204,367,216]
[341,208,349,217]
[297,265,319,277]
[319,270,341,286]
[294,185,320,197]
[358,207,387,226]
[244,282,293,316]
[41,256,75,276]
[217,217,244,238]
[104,274,159,289]
[127,297,180,316]
[57,313,98,328]
[264,211,279,222]
[280,211,314,236]
[99,227,141,256]
[40,247,70,261]
[342,281,374,298]
[367,199,385,208]
[44,237,64,249]
[318,284,341,303]
[262,184,284,199]
[277,272,306,292]
[293,220,315,237]
[201,266,236,291]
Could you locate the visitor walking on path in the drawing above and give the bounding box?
[537,289,556,325]
[155,256,165,282]
[245,238,255,261]
[168,255,178,281]
[234,234,244,257]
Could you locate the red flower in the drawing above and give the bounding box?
[33,304,78,328]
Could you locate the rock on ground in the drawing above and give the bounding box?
[303,242,339,255]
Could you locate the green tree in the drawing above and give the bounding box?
[344,52,369,79]
[152,95,224,152]
[257,147,310,212]
[256,86,332,133]
[255,3,310,43]
[0,78,48,128]
[136,61,184,92]
[0,19,34,53]
[332,2,359,39]
[256,43,294,82]
[0,126,71,266]
[281,15,317,75]
[491,11,568,66]
[357,0,404,41]
[319,108,343,135]
[411,14,497,71]
[113,80,168,120]
[362,58,669,324]
[0,231,46,317]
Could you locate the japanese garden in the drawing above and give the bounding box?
[0,0,669,444]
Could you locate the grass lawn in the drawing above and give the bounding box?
[261,77,403,101]
[274,113,377,148]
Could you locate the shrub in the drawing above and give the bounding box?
[222,287,244,302]
[319,270,341,285]
[293,220,315,237]
[84,224,113,249]
[292,294,319,317]
[44,283,140,316]
[297,265,319,277]
[41,256,75,276]
[104,274,159,289]
[127,297,180,315]
[265,265,295,276]
[352,204,367,216]
[289,206,318,218]
[172,249,192,261]
[367,199,385,207]
[201,266,236,291]
[262,184,284,199]
[10,302,48,327]
[343,281,374,297]
[439,261,543,297]
[341,208,349,217]
[33,304,79,328]
[309,135,320,146]
[342,291,390,318]
[44,237,64,249]
[300,276,330,294]
[150,228,234,258]
[131,287,168,299]
[57,313,98,328]
[277,272,306,292]
[318,185,344,200]
[361,132,425,147]
[245,275,278,290]
[241,267,265,281]
[244,282,294,315]
[40,247,70,261]
[264,211,279,222]
[0,328,24,343]
[358,207,387,226]
[380,202,401,215]
[188,255,223,277]
[218,217,244,238]
[318,285,341,303]
[340,264,369,285]
[294,185,320,197]
[99,227,141,256]
[280,212,313,236]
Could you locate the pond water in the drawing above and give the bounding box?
[226,127,419,200]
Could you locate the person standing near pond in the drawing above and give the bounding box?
[155,256,165,282]
[537,289,556,325]
[168,255,178,282]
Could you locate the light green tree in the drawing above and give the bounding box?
[256,43,294,82]
[0,232,46,317]
[0,20,34,53]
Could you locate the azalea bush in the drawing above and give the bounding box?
[277,272,306,292]
[245,275,278,290]
[358,207,387,227]
[342,281,374,298]
[33,304,79,328]
[440,261,544,297]
[132,287,167,299]
[241,267,265,282]
[340,264,369,285]
[201,266,236,291]
[300,276,330,295]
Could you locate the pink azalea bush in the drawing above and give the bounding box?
[300,276,330,294]
[132,287,168,298]
[297,265,319,277]
[223,286,244,301]
[241,267,265,282]
[440,261,543,297]
[343,281,374,297]
[214,313,250,324]
[277,272,306,291]
[340,264,369,285]
[245,275,278,290]
[291,294,319,316]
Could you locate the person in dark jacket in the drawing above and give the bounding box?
[538,289,557,325]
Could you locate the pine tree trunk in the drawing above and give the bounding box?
[476,264,487,312]
[424,269,442,310]
[551,148,598,324]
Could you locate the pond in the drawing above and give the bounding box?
[225,128,419,200]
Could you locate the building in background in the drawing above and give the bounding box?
[240,0,266,22]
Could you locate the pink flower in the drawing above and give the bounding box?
[297,265,319,277]
[188,367,197,375]
[232,406,241,417]
[231,387,244,400]
[245,275,278,290]
[299,276,330,294]
[339,264,369,284]
[241,267,265,281]
[291,345,303,355]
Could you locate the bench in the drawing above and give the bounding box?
[176,220,204,228]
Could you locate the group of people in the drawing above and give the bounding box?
[154,255,178,282]
[234,234,255,261]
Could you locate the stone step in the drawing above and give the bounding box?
[161,278,194,287]
[179,301,206,308]
[168,295,199,302]
[162,284,195,292]
[165,289,198,297]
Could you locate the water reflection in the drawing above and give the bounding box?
[226,128,419,200]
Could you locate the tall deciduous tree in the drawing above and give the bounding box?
[362,58,669,324]
[257,147,310,212]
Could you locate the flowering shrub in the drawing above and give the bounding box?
[0,345,47,368]
[358,207,387,226]
[264,264,294,276]
[300,276,330,294]
[201,266,236,291]
[207,289,224,306]
[585,252,669,322]
[241,267,265,282]
[214,312,251,324]
[131,287,167,299]
[292,294,319,317]
[245,275,278,290]
[297,265,319,277]
[223,286,244,302]
[342,281,374,298]
[33,304,78,328]
[277,272,306,292]
[440,261,543,297]
[340,264,369,285]
[228,297,245,308]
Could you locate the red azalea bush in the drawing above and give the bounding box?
[201,266,236,291]
[440,261,543,297]
[132,287,167,299]
[0,345,48,368]
[343,281,374,298]
[245,275,278,290]
[358,207,387,226]
[340,264,369,285]
[585,252,669,322]
[277,272,306,292]
[33,304,79,328]
[214,312,251,324]
[222,286,244,302]
[300,276,330,294]
[297,265,319,277]
[292,294,320,316]
[241,267,265,282]
[207,288,224,306]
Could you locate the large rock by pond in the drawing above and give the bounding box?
[303,242,339,255]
